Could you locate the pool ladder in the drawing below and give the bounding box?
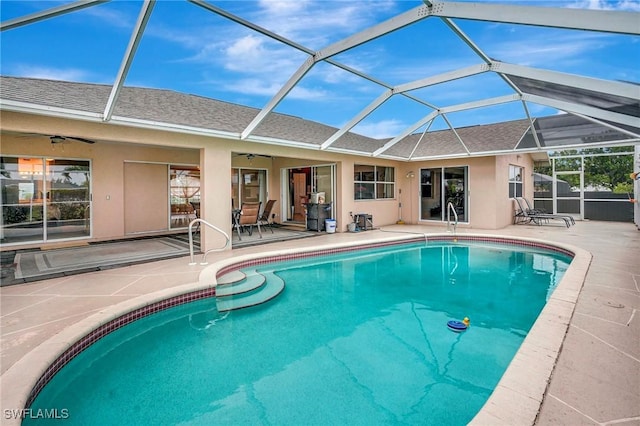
[447,202,458,239]
[188,218,231,265]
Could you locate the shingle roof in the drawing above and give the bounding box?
[1,76,542,160]
[373,119,533,158]
[0,76,387,149]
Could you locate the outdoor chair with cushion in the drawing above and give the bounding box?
[521,197,575,225]
[258,199,277,233]
[513,198,573,228]
[235,201,262,240]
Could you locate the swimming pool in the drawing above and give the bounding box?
[23,238,572,425]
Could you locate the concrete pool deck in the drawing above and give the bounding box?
[1,221,638,424]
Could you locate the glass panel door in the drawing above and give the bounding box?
[444,167,467,222]
[46,159,91,240]
[232,168,267,208]
[1,157,45,243]
[312,165,334,204]
[420,168,442,220]
[283,164,335,224]
[1,156,91,244]
[170,166,200,229]
[419,166,467,222]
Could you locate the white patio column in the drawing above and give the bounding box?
[200,145,233,252]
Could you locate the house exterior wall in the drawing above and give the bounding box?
[495,154,535,228]
[1,120,200,244]
[1,111,535,252]
[344,157,401,231]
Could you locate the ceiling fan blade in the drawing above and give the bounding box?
[67,136,95,144]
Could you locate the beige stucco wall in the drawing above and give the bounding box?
[394,154,534,230]
[1,111,536,251]
[1,129,200,241]
[495,154,535,227]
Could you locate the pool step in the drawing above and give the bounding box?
[216,271,265,297]
[216,269,285,312]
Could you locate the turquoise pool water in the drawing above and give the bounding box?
[26,241,571,425]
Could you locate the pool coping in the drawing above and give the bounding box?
[0,232,590,425]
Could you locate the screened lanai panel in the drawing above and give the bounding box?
[508,75,640,118]
[516,115,640,150]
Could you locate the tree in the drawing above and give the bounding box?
[540,147,634,192]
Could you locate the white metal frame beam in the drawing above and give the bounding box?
[103,0,155,121]
[439,93,520,114]
[240,5,431,139]
[317,5,430,60]
[190,0,435,111]
[0,0,108,31]
[189,0,311,53]
[320,64,489,150]
[519,101,542,150]
[441,17,522,94]
[394,63,490,94]
[373,94,522,157]
[320,90,394,150]
[569,112,640,139]
[492,61,640,100]
[240,56,315,140]
[523,94,639,128]
[428,0,640,35]
[373,110,439,157]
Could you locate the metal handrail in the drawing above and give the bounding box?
[447,202,458,236]
[188,218,231,265]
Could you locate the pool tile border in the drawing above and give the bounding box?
[7,233,585,425]
[216,235,574,277]
[23,287,215,408]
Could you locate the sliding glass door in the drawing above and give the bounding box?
[419,166,468,222]
[169,166,200,230]
[282,164,335,224]
[231,168,267,210]
[1,156,91,244]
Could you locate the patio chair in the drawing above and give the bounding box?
[521,197,575,225]
[258,199,277,233]
[235,201,262,240]
[513,198,573,228]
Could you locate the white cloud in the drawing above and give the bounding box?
[223,77,328,100]
[288,84,330,100]
[224,78,286,97]
[221,35,301,74]
[486,31,613,67]
[352,118,408,138]
[9,65,92,82]
[78,3,136,29]
[254,0,396,47]
[567,0,640,11]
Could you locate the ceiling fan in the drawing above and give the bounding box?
[49,135,95,144]
[11,131,97,144]
[233,153,271,160]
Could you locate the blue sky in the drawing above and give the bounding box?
[1,0,639,138]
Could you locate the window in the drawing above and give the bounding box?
[354,165,395,200]
[509,165,523,198]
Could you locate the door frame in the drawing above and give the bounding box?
[553,170,583,220]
